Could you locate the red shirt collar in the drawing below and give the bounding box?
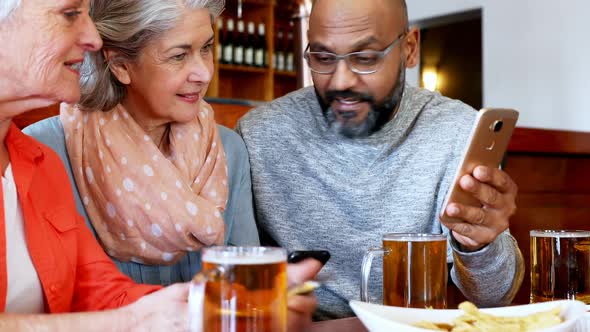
[5,122,44,164]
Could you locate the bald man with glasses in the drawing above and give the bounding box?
[237,0,523,319]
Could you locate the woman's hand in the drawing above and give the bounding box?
[124,259,323,332]
[125,283,190,331]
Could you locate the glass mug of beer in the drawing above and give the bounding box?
[189,246,288,332]
[530,230,590,304]
[361,233,447,308]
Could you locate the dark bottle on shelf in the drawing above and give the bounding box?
[286,31,295,72]
[233,19,245,66]
[222,18,234,64]
[244,22,255,67]
[275,29,285,71]
[255,23,267,68]
[216,17,224,63]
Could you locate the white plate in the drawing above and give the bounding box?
[349,300,587,332]
[572,307,590,332]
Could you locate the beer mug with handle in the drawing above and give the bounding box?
[530,230,590,304]
[189,246,288,332]
[361,233,447,308]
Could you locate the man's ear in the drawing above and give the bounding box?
[403,27,420,69]
[104,49,131,85]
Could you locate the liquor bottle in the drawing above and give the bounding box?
[244,22,255,67]
[233,20,245,65]
[216,17,224,63]
[286,31,295,72]
[275,29,285,71]
[255,23,267,68]
[222,18,234,64]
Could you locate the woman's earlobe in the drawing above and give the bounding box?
[104,50,131,85]
[111,65,132,85]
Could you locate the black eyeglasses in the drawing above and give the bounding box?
[303,33,406,75]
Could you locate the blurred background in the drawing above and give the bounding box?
[210,0,590,131]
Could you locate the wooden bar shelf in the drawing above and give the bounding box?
[219,64,269,74]
[207,0,300,102]
[274,70,297,78]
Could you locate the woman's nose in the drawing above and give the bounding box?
[80,15,103,52]
[188,56,213,84]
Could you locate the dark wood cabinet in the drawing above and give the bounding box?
[207,0,299,101]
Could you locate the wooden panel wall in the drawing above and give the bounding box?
[12,102,252,130]
[209,102,252,129]
[13,104,60,129]
[504,129,590,304]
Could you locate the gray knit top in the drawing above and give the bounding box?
[237,85,524,319]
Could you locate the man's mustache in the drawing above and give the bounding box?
[325,90,375,104]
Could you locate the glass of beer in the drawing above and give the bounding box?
[189,246,287,332]
[530,230,590,304]
[361,233,447,308]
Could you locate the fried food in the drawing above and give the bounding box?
[414,301,563,332]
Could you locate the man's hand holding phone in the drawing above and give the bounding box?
[439,108,519,252]
[443,165,518,251]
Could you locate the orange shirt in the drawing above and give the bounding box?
[0,123,161,313]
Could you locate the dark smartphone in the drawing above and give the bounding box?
[287,250,331,265]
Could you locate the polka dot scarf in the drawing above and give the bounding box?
[60,102,228,265]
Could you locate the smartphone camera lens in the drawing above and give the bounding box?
[492,120,503,132]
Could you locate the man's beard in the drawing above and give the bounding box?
[317,62,406,138]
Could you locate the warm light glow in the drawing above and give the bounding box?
[422,69,439,92]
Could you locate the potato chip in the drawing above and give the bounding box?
[414,301,563,332]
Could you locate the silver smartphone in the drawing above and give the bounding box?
[440,108,519,224]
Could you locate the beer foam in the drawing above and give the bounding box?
[383,234,447,242]
[203,249,286,265]
[530,230,590,238]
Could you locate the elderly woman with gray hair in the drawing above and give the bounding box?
[24,0,320,330]
[0,0,205,330]
[26,0,260,282]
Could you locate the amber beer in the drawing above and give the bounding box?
[530,230,590,304]
[383,235,447,308]
[361,233,447,309]
[195,247,287,332]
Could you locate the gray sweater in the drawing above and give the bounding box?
[237,85,524,319]
[24,116,260,285]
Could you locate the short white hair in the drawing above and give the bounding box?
[0,0,20,23]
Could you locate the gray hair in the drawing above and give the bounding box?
[0,0,21,23]
[79,0,224,111]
